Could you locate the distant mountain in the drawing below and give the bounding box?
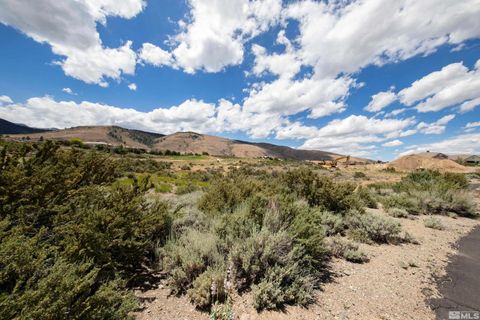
[6,125,371,161]
[7,125,164,149]
[0,118,50,134]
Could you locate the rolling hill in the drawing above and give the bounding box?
[0,118,50,134]
[6,124,370,161]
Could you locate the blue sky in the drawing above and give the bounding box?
[0,0,479,160]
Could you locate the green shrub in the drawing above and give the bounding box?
[0,141,171,318]
[156,182,173,193]
[209,302,233,320]
[343,248,369,263]
[68,137,85,148]
[325,237,368,263]
[251,265,314,310]
[353,171,367,179]
[181,164,192,170]
[401,170,468,191]
[346,213,402,244]
[447,212,458,219]
[424,216,445,230]
[176,183,199,195]
[229,230,293,291]
[430,189,476,217]
[212,203,259,248]
[229,228,317,310]
[388,207,409,218]
[188,267,227,309]
[198,173,264,214]
[357,186,378,208]
[402,231,420,245]
[282,168,364,213]
[381,192,420,214]
[313,210,345,236]
[3,258,137,320]
[374,170,477,218]
[160,229,224,294]
[286,207,330,268]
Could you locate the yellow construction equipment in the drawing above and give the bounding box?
[332,155,350,167]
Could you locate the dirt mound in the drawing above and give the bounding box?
[389,155,469,172]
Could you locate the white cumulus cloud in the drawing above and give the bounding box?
[139,43,174,67]
[164,0,282,73]
[285,0,480,78]
[0,95,13,105]
[397,60,480,112]
[465,121,480,129]
[298,115,416,156]
[62,88,76,95]
[416,114,456,135]
[365,90,397,112]
[0,96,221,134]
[382,140,404,147]
[399,133,480,156]
[0,0,144,86]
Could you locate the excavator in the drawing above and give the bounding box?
[318,155,350,169]
[331,155,350,168]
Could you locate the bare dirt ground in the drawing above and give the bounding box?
[387,155,474,173]
[134,206,480,320]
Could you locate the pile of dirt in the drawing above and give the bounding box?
[389,155,469,172]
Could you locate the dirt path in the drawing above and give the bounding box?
[429,226,480,319]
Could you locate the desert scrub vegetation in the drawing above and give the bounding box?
[0,140,174,319]
[388,207,409,218]
[372,170,477,217]
[346,213,403,244]
[424,216,445,230]
[0,140,414,316]
[209,302,233,320]
[325,236,369,263]
[356,186,378,208]
[353,171,367,179]
[158,167,410,312]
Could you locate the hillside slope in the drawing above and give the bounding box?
[0,118,50,134]
[152,132,343,160]
[9,126,164,149]
[7,125,366,161]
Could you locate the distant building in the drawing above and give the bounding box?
[432,152,448,159]
[464,155,480,165]
[418,151,449,159]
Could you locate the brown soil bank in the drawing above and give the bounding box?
[429,226,480,319]
[389,155,470,172]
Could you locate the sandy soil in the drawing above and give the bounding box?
[388,155,473,173]
[134,208,480,320]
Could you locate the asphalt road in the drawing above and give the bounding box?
[429,225,480,320]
